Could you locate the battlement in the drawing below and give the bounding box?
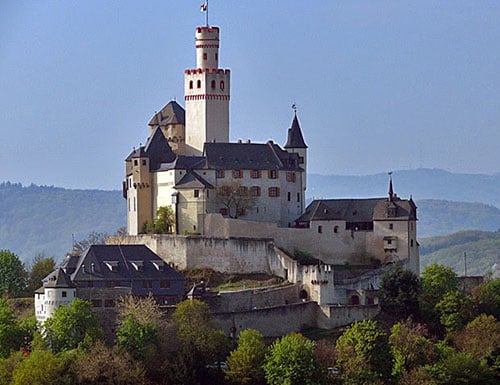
[196,26,219,34]
[184,68,230,75]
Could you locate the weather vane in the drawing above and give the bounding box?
[200,1,209,26]
[292,103,297,114]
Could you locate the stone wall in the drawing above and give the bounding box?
[317,304,381,329]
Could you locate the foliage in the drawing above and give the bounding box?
[215,180,257,219]
[72,340,147,385]
[43,298,103,352]
[436,351,496,385]
[155,205,175,233]
[472,278,500,319]
[336,320,393,384]
[0,299,23,359]
[0,250,27,297]
[226,329,267,385]
[25,254,56,295]
[116,316,158,361]
[173,299,229,363]
[435,291,474,335]
[380,266,421,319]
[0,351,23,385]
[10,348,72,385]
[389,319,438,378]
[72,230,108,254]
[453,314,500,361]
[263,333,323,385]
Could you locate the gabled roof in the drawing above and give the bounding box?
[126,127,177,171]
[148,100,185,127]
[175,170,214,189]
[296,197,417,223]
[284,114,307,149]
[43,267,75,288]
[204,142,302,171]
[158,155,207,171]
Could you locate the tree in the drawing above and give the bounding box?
[71,231,108,255]
[155,205,175,233]
[10,349,71,385]
[437,351,496,385]
[0,299,22,358]
[454,314,500,361]
[380,267,421,319]
[389,319,438,378]
[0,250,27,297]
[435,291,473,335]
[472,278,500,319]
[116,316,158,361]
[215,181,257,219]
[226,329,267,385]
[336,320,393,384]
[43,298,103,352]
[25,254,56,295]
[263,333,323,385]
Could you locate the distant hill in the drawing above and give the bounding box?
[0,182,125,263]
[420,230,500,276]
[309,168,500,208]
[1,168,499,263]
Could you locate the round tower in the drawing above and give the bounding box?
[185,26,230,156]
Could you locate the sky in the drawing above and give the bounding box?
[1,0,499,190]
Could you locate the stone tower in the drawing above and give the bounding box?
[184,26,230,155]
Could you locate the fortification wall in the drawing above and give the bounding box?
[317,304,380,329]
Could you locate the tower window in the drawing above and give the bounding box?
[297,192,300,202]
[189,80,193,89]
[211,80,216,89]
[389,223,393,230]
[298,156,304,164]
[334,226,339,233]
[318,225,323,234]
[287,192,291,201]
[220,80,225,90]
[134,160,138,166]
[194,189,200,198]
[142,159,147,166]
[286,172,296,182]
[215,53,218,60]
[203,53,207,60]
[197,80,201,88]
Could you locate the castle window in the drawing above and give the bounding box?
[334,226,339,233]
[251,170,261,179]
[134,159,138,166]
[194,189,200,198]
[232,169,243,178]
[216,169,225,178]
[238,186,248,196]
[268,187,280,197]
[411,239,414,247]
[298,156,304,164]
[211,80,216,89]
[389,223,393,230]
[297,192,300,202]
[250,186,261,197]
[286,172,296,182]
[133,197,136,211]
[215,53,218,60]
[203,53,207,60]
[220,80,225,90]
[189,80,193,89]
[62,291,67,298]
[197,80,201,88]
[142,159,147,166]
[318,225,323,234]
[142,280,153,289]
[268,170,278,179]
[287,192,291,201]
[160,280,171,289]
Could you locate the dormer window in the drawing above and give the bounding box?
[152,261,165,271]
[104,261,119,272]
[130,261,144,271]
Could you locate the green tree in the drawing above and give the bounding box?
[10,349,71,385]
[380,267,421,319]
[0,250,27,297]
[389,319,438,378]
[25,254,56,295]
[226,329,267,385]
[155,206,175,234]
[472,278,500,319]
[437,351,496,385]
[454,314,500,361]
[0,299,23,358]
[116,316,158,361]
[336,320,393,384]
[435,291,473,335]
[263,333,323,385]
[0,351,23,385]
[43,298,103,352]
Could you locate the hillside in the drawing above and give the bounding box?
[420,230,500,276]
[0,182,125,262]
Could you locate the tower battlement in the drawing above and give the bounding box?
[184,68,230,75]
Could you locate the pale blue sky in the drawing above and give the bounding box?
[1,1,499,190]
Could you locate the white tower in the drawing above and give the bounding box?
[184,26,230,155]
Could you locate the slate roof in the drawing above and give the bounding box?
[175,170,214,189]
[296,197,417,223]
[158,155,207,171]
[204,142,303,171]
[148,100,185,127]
[284,114,307,149]
[126,127,177,171]
[43,267,75,288]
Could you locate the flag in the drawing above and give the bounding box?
[200,2,207,12]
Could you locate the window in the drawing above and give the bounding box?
[318,225,323,234]
[62,291,67,298]
[238,186,248,196]
[334,226,339,233]
[92,300,102,307]
[211,80,216,89]
[287,192,291,201]
[216,169,225,178]
[133,159,138,166]
[189,80,193,89]
[286,172,296,182]
[389,223,394,230]
[268,170,278,179]
[194,189,200,198]
[298,156,304,164]
[142,280,153,289]
[268,187,280,197]
[104,299,115,308]
[215,53,218,60]
[387,239,392,245]
[250,186,261,197]
[220,80,225,90]
[232,169,243,178]
[411,239,414,247]
[203,53,207,60]
[142,159,147,166]
[197,80,201,88]
[251,170,261,179]
[160,280,171,288]
[297,192,300,202]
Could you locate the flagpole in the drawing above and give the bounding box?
[206,0,209,26]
